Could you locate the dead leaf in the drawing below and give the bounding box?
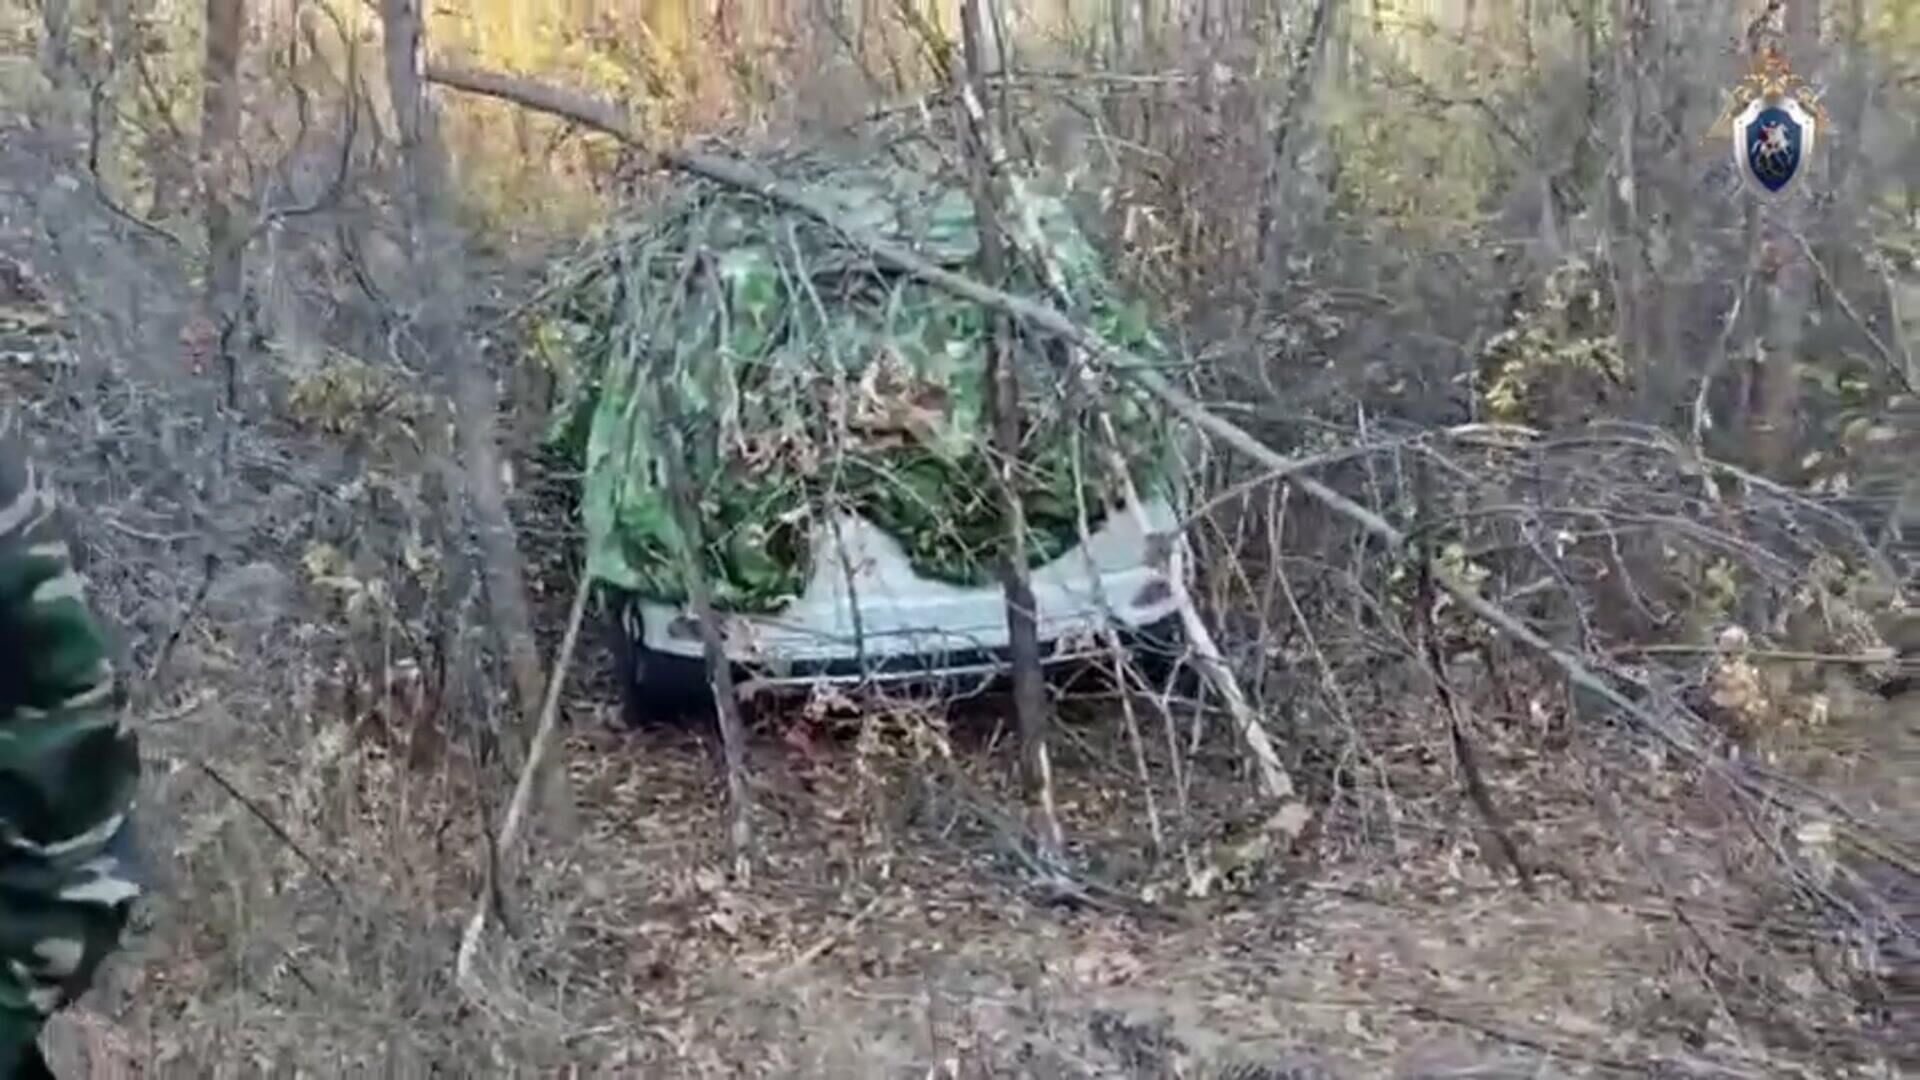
[1267,801,1313,841]
[707,907,741,938]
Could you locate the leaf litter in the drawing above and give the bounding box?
[452,640,1914,1078]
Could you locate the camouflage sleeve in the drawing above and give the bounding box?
[0,443,141,1074]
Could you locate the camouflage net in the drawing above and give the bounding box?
[529,150,1175,613]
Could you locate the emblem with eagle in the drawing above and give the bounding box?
[1706,44,1827,198]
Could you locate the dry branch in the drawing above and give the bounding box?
[1412,456,1533,893]
[455,573,592,999]
[1103,440,1297,803]
[1788,229,1915,395]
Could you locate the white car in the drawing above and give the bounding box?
[612,493,1187,724]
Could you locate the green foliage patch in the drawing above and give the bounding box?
[528,151,1175,613]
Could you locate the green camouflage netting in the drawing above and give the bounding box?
[529,151,1175,613]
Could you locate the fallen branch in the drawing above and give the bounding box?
[1413,455,1533,894]
[1612,643,1902,666]
[196,760,344,901]
[1403,1003,1647,1073]
[772,894,885,981]
[455,571,592,999]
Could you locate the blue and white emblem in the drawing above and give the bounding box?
[1732,94,1816,197]
[1706,45,1828,199]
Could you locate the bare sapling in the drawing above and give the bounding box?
[455,574,593,1000]
[652,381,755,875]
[956,0,1066,864]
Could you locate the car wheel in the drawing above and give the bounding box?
[609,596,714,729]
[1124,614,1204,700]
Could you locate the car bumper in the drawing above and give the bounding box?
[635,496,1184,679]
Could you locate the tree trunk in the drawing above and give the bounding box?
[1751,0,1819,477]
[200,0,246,409]
[960,0,1065,863]
[1608,0,1649,374]
[1255,0,1332,278]
[378,0,561,816]
[37,0,76,92]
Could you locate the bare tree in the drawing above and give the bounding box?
[200,0,246,408]
[377,0,563,808]
[956,0,1067,863]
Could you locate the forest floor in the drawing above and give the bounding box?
[480,680,1920,1078]
[52,649,1916,1078]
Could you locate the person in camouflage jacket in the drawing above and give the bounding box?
[0,443,141,1078]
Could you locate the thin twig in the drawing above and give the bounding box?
[1691,265,1752,484]
[1270,484,1398,849]
[196,760,343,900]
[1104,437,1297,803]
[772,894,885,980]
[1404,1003,1647,1074]
[143,552,219,689]
[1611,643,1902,665]
[1412,454,1534,895]
[1067,426,1164,854]
[1789,229,1914,394]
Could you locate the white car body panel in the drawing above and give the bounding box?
[636,495,1183,675]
